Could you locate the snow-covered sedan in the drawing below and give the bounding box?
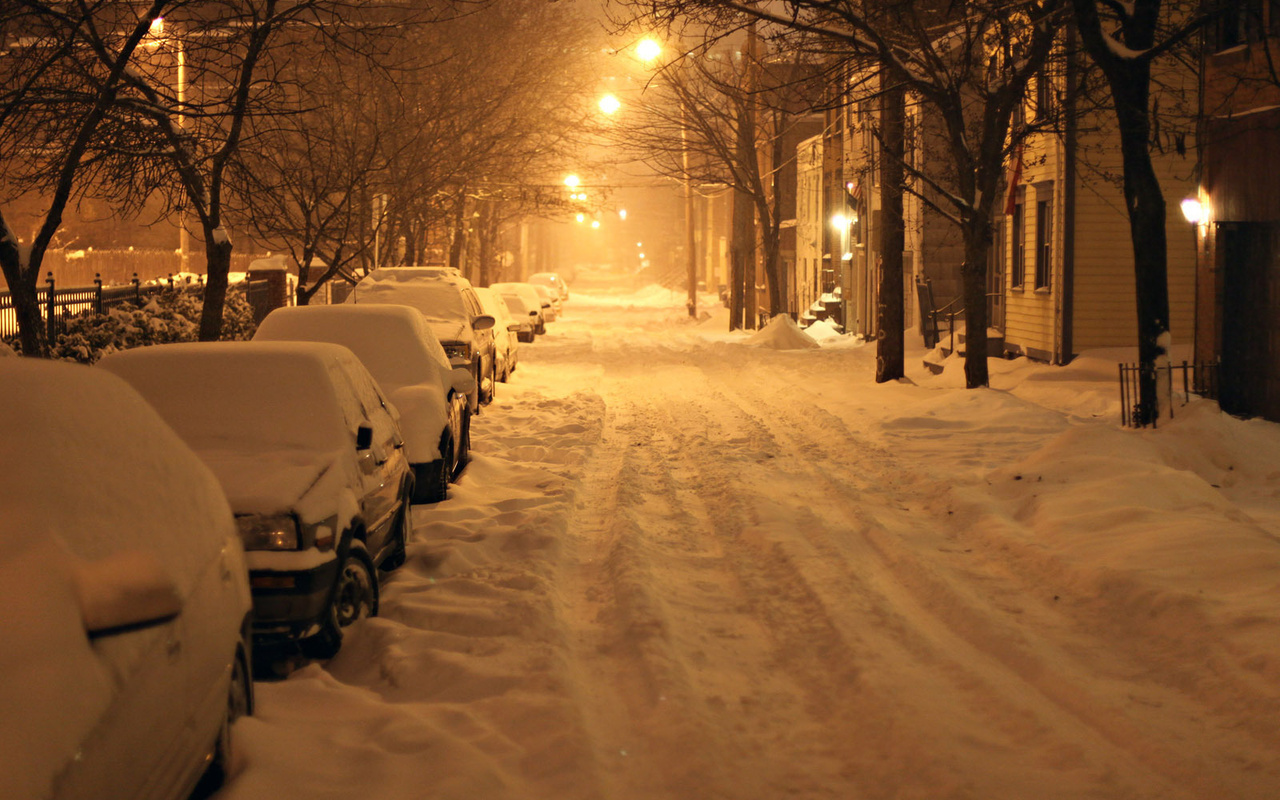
[351,269,496,411]
[254,304,475,503]
[0,358,253,800]
[491,281,546,336]
[474,286,520,382]
[527,271,569,302]
[99,341,413,658]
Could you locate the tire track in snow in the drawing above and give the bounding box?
[691,360,1268,798]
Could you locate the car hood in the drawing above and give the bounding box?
[196,447,348,519]
[423,318,472,344]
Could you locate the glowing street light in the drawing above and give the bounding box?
[599,94,621,115]
[618,208,628,220]
[564,174,581,188]
[636,38,662,63]
[831,214,850,229]
[1181,195,1205,224]
[591,220,601,229]
[576,213,586,223]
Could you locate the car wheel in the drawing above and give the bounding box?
[481,357,496,405]
[453,410,471,481]
[413,437,451,504]
[191,644,252,799]
[382,484,413,568]
[306,541,378,659]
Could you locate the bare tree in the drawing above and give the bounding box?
[0,0,171,356]
[617,0,1065,387]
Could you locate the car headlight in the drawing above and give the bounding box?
[236,514,299,550]
[442,341,471,361]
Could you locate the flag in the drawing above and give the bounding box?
[1004,144,1024,217]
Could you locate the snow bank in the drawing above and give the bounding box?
[743,313,820,350]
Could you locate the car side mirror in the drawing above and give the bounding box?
[472,314,495,332]
[356,425,374,451]
[451,367,477,395]
[73,551,183,637]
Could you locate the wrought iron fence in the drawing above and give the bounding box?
[1118,360,1219,428]
[0,272,199,342]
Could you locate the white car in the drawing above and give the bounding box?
[351,269,497,411]
[491,281,546,336]
[100,341,413,659]
[474,286,520,382]
[532,283,560,322]
[0,358,253,800]
[527,271,569,302]
[254,304,475,503]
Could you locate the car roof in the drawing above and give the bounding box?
[254,304,453,394]
[98,341,382,452]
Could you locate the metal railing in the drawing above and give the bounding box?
[1,272,203,342]
[1118,360,1219,428]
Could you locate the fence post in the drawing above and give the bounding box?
[45,272,56,342]
[1118,364,1127,427]
[132,272,141,305]
[94,273,103,313]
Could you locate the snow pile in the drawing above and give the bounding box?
[802,318,845,343]
[743,313,819,350]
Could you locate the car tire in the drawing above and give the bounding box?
[413,437,451,504]
[481,357,496,405]
[453,410,471,481]
[306,540,378,659]
[382,484,413,568]
[191,643,252,799]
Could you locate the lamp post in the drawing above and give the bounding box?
[639,37,697,319]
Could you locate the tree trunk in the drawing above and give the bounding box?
[961,213,993,388]
[1114,71,1169,426]
[876,70,906,383]
[730,185,754,330]
[199,232,233,341]
[0,222,48,356]
[448,190,468,272]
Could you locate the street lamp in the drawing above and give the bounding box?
[599,94,621,115]
[564,174,581,188]
[636,37,697,318]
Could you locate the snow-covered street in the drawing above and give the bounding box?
[219,280,1280,800]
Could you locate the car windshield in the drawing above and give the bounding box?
[101,346,352,453]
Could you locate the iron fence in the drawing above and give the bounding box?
[1118,360,1219,428]
[1,272,198,342]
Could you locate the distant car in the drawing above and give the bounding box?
[533,283,560,322]
[474,286,520,382]
[254,304,475,503]
[492,281,546,335]
[528,271,569,302]
[100,341,413,659]
[0,358,253,800]
[352,269,497,411]
[491,285,540,342]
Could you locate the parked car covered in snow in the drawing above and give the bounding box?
[533,283,560,322]
[254,304,474,503]
[491,281,546,336]
[99,341,413,658]
[0,358,253,800]
[527,271,569,302]
[351,269,497,411]
[474,286,520,382]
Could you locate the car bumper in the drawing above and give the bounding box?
[245,553,339,641]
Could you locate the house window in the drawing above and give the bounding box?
[1035,188,1053,290]
[1010,189,1026,289]
[1035,68,1055,121]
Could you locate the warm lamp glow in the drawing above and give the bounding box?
[1181,196,1205,224]
[564,174,581,188]
[618,209,628,220]
[576,213,585,223]
[591,220,601,229]
[637,38,662,62]
[599,94,621,115]
[831,214,849,229]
